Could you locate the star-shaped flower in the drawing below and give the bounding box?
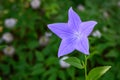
[48,7,97,57]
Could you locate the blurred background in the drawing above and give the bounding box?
[0,0,120,80]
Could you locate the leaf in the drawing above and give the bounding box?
[0,45,6,49]
[64,57,84,69]
[58,70,66,80]
[105,50,119,58]
[87,66,111,80]
[48,74,57,80]
[43,68,57,79]
[67,67,75,79]
[31,64,45,75]
[35,51,44,61]
[27,40,39,50]
[46,57,58,66]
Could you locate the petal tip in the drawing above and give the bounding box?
[69,7,73,10]
[47,24,51,28]
[94,21,98,25]
[47,24,54,30]
[69,7,74,13]
[92,21,98,25]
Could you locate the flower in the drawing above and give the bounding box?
[102,26,108,32]
[59,56,70,68]
[30,0,41,9]
[39,32,52,46]
[77,4,85,12]
[118,1,120,7]
[2,32,13,43]
[48,7,97,57]
[103,11,109,19]
[39,36,49,46]
[45,32,52,37]
[3,46,15,56]
[92,30,101,38]
[4,18,17,28]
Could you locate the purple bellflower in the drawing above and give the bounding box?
[48,7,97,57]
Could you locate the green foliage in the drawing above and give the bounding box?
[64,57,84,69]
[87,66,111,80]
[0,0,120,80]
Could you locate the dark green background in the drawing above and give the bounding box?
[0,0,120,80]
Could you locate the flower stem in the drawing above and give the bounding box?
[84,55,87,80]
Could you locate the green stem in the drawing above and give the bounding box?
[84,55,87,80]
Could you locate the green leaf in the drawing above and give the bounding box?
[105,50,119,58]
[87,66,111,80]
[67,67,75,79]
[43,68,57,79]
[31,64,45,75]
[35,51,44,61]
[48,74,57,80]
[64,57,84,69]
[27,40,39,50]
[58,70,66,80]
[46,57,58,66]
[0,45,6,49]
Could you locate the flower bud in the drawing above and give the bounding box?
[59,56,70,68]
[45,32,52,37]
[103,11,109,19]
[39,36,49,46]
[30,0,41,9]
[2,32,13,43]
[3,46,15,56]
[77,4,85,12]
[4,18,17,28]
[92,30,102,38]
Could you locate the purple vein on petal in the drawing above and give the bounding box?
[75,37,89,55]
[80,38,89,55]
[58,38,76,57]
[79,21,97,36]
[48,23,73,39]
[68,7,81,31]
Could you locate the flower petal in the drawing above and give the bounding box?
[48,23,72,39]
[75,37,89,55]
[58,38,76,57]
[80,21,97,36]
[68,7,82,31]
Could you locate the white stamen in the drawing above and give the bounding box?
[74,32,81,39]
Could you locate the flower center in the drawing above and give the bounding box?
[74,32,81,39]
